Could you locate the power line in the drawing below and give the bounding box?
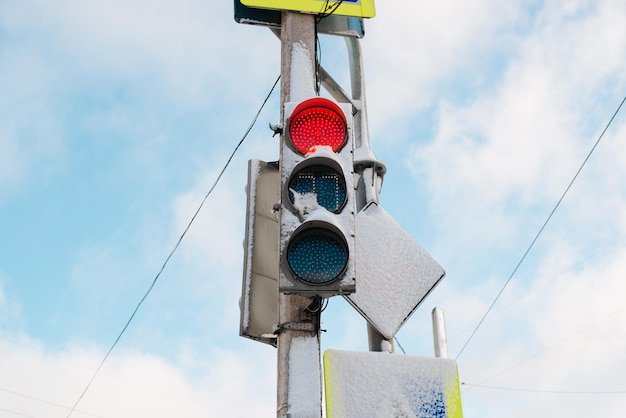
[455,94,626,361]
[0,406,36,418]
[394,337,407,354]
[65,74,281,418]
[0,385,103,417]
[462,382,626,395]
[401,231,626,358]
[469,304,626,387]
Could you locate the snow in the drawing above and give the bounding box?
[290,41,316,102]
[324,350,463,418]
[345,202,445,339]
[288,336,322,417]
[241,159,261,328]
[290,189,320,217]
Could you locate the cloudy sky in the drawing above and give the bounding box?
[1,0,626,417]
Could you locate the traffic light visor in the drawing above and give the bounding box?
[289,98,347,154]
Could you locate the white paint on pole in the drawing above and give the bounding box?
[289,41,315,103]
[288,336,322,418]
[432,307,449,359]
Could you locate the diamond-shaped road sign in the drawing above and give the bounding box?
[345,202,445,339]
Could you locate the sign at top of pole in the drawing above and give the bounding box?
[240,0,375,18]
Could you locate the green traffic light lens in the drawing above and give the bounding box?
[287,228,348,285]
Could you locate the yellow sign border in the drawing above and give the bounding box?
[324,350,464,418]
[240,0,375,19]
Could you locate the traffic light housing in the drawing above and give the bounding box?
[279,98,356,297]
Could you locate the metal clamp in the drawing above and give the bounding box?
[272,322,317,334]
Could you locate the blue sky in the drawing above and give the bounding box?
[1,0,626,417]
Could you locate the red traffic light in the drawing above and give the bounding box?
[288,98,347,154]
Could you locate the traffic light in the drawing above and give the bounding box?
[279,97,356,297]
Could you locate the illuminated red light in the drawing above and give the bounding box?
[288,98,347,154]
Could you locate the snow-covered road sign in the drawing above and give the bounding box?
[324,350,463,418]
[234,0,365,38]
[345,202,445,339]
[240,0,376,18]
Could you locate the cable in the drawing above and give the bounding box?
[314,0,344,95]
[394,337,407,354]
[321,0,345,17]
[468,303,626,388]
[455,94,626,361]
[462,382,626,395]
[65,74,281,418]
[0,385,103,417]
[402,232,626,359]
[314,21,321,95]
[0,406,36,418]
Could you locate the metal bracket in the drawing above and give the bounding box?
[273,322,317,334]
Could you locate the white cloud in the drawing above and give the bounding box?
[0,0,279,203]
[405,0,626,262]
[363,0,530,140]
[3,0,626,417]
[0,48,67,204]
[172,167,246,271]
[0,337,276,418]
[452,238,626,417]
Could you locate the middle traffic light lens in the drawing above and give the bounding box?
[288,165,347,213]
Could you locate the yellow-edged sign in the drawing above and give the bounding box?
[324,350,464,418]
[240,0,375,18]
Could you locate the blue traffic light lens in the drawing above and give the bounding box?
[287,229,348,285]
[288,166,347,213]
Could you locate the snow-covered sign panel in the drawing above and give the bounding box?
[234,0,365,38]
[324,350,463,418]
[240,0,376,18]
[240,160,280,346]
[345,202,445,339]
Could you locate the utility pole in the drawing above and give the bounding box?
[277,11,323,418]
[236,3,460,417]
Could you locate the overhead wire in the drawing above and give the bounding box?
[396,231,626,358]
[466,303,626,390]
[455,94,626,361]
[0,406,36,418]
[0,385,103,417]
[314,0,345,94]
[462,382,626,395]
[64,74,281,418]
[394,337,407,354]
